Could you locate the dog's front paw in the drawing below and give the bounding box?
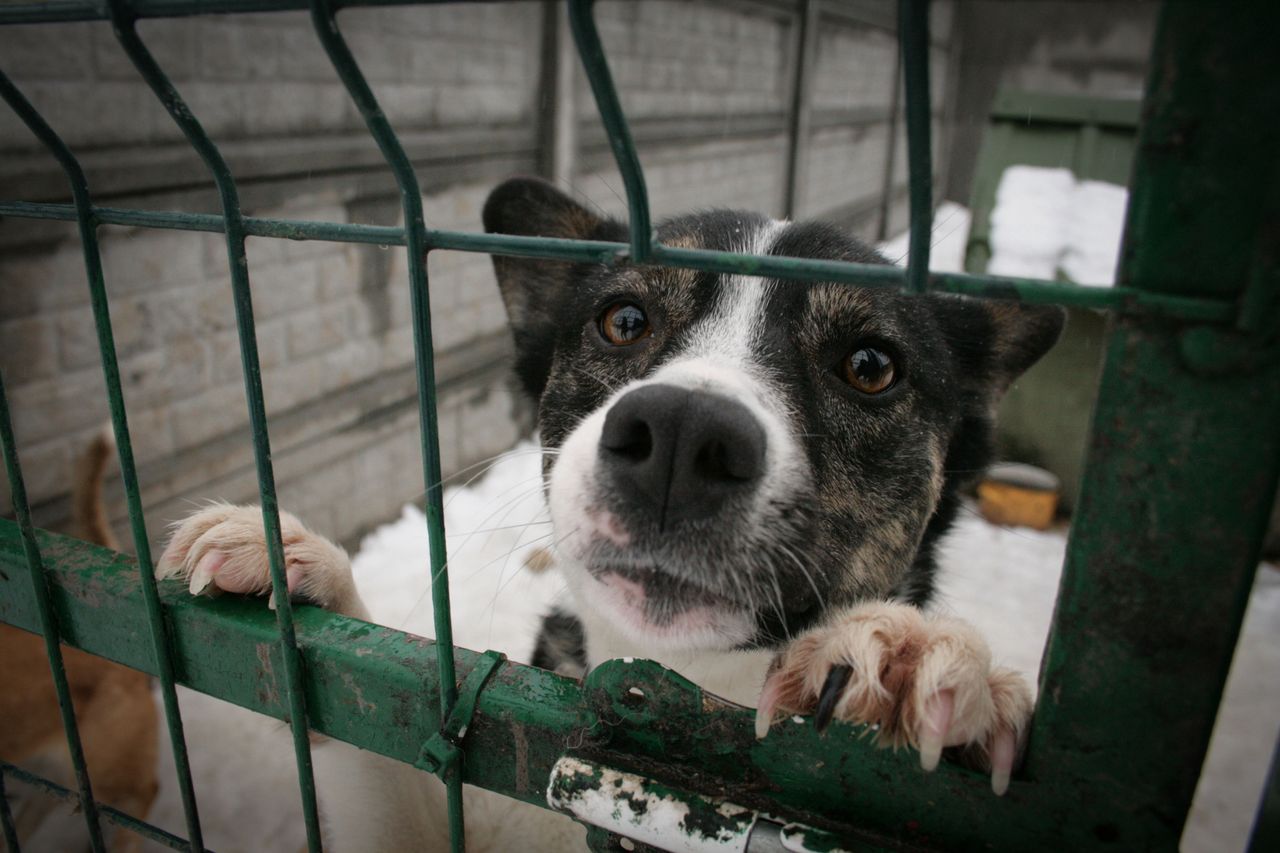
[756,601,1031,795]
[157,503,359,615]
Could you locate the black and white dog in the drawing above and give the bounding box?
[159,177,1063,850]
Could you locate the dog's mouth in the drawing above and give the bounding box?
[584,563,755,647]
[593,565,736,611]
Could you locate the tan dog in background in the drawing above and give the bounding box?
[0,427,158,852]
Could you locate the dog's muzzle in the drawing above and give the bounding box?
[598,384,766,527]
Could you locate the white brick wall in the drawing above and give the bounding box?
[0,1,959,546]
[0,177,531,539]
[810,22,898,113]
[801,124,892,218]
[587,2,792,119]
[0,5,543,153]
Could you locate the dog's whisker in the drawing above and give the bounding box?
[481,524,582,642]
[480,530,556,625]
[436,480,551,580]
[415,447,557,501]
[887,204,966,266]
[552,177,614,221]
[594,174,628,213]
[447,517,552,537]
[469,483,556,567]
[393,477,551,627]
[394,518,557,632]
[773,539,827,614]
[571,364,621,394]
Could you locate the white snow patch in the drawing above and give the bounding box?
[932,511,1068,682]
[875,168,1127,286]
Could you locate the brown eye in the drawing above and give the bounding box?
[599,302,651,346]
[842,346,895,394]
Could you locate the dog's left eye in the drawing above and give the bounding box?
[842,346,896,394]
[598,302,652,346]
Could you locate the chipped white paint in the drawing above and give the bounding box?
[547,757,754,853]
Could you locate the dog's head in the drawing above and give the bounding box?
[485,178,1063,652]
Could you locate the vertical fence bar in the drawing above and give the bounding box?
[306,0,465,839]
[567,0,652,263]
[305,3,466,847]
[102,2,323,849]
[0,67,206,852]
[0,372,105,852]
[1250,737,1280,852]
[898,0,932,293]
[0,769,22,853]
[782,0,817,221]
[1028,1,1280,846]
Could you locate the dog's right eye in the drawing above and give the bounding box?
[598,302,652,346]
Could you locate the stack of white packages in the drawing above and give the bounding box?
[986,164,1129,286]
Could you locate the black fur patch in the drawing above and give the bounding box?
[531,607,587,674]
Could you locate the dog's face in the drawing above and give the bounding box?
[485,178,1063,653]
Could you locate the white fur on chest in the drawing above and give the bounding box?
[575,599,775,707]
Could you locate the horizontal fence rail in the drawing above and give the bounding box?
[0,0,515,25]
[2,0,1277,851]
[0,526,1174,851]
[0,762,194,852]
[0,201,1238,323]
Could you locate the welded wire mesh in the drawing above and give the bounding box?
[0,1,1273,852]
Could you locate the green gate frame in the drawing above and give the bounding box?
[1,1,1277,851]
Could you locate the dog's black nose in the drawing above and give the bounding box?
[599,384,766,524]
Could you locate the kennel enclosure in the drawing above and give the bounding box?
[1,1,1278,851]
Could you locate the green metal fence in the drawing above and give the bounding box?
[1,1,1277,851]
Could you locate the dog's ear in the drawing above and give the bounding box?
[483,177,624,398]
[932,297,1066,399]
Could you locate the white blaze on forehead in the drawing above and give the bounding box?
[545,215,812,657]
[683,218,789,369]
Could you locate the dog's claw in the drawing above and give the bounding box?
[813,665,853,733]
[753,704,773,740]
[189,549,224,596]
[990,728,1015,796]
[919,689,954,772]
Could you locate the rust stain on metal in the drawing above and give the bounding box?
[342,671,377,714]
[513,722,529,795]
[60,565,108,607]
[256,641,281,706]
